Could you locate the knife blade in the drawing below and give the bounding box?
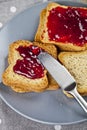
[38,52,87,113]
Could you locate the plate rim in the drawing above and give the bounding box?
[1,93,87,125]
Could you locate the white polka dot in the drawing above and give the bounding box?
[54,125,62,130]
[0,22,3,28]
[10,6,17,13]
[0,119,2,124]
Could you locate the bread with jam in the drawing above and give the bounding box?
[35,2,87,51]
[58,50,87,97]
[2,40,59,93]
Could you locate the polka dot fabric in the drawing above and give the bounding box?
[10,6,17,13]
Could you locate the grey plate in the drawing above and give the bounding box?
[0,0,87,125]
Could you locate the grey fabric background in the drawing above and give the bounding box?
[0,0,87,130]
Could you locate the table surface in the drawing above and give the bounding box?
[0,0,87,130]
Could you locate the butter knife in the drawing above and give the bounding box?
[38,52,87,113]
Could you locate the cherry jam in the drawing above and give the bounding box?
[13,45,44,79]
[47,6,87,46]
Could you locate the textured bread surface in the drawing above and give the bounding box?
[33,42,59,91]
[58,50,87,97]
[35,2,87,51]
[2,40,59,93]
[2,40,48,92]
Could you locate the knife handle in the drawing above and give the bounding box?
[69,87,87,113]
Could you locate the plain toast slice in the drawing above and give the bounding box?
[58,50,87,97]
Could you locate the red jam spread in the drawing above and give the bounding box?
[47,6,87,46]
[13,45,44,79]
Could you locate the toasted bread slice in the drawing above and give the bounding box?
[2,40,48,92]
[35,2,87,51]
[58,50,87,97]
[2,40,59,93]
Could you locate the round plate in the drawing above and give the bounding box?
[0,0,87,125]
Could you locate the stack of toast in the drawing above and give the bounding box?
[2,2,87,97]
[2,40,59,93]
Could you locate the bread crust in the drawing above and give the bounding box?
[35,9,47,43]
[35,2,87,51]
[2,40,59,93]
[2,40,48,92]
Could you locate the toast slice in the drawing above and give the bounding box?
[58,50,87,97]
[35,2,87,51]
[2,40,59,93]
[2,40,48,92]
